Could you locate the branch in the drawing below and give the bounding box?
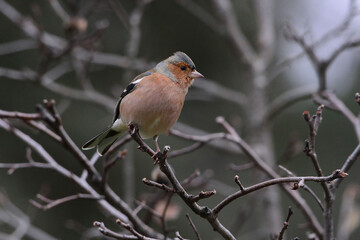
[279,165,324,212]
[186,213,202,240]
[212,170,346,215]
[142,178,175,193]
[271,0,359,80]
[94,221,151,240]
[215,116,324,237]
[302,105,325,177]
[278,207,294,240]
[266,85,316,120]
[334,143,360,189]
[211,0,257,64]
[30,193,104,211]
[128,124,237,240]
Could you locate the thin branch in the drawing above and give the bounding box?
[142,178,175,193]
[190,190,216,202]
[49,0,70,24]
[30,193,103,210]
[102,150,127,190]
[192,78,248,106]
[323,91,360,141]
[116,218,158,240]
[271,0,359,80]
[279,165,324,212]
[211,0,257,64]
[212,170,346,215]
[302,105,325,177]
[128,124,237,240]
[175,0,224,35]
[0,39,37,56]
[334,143,360,189]
[94,221,147,240]
[266,85,316,120]
[278,207,294,240]
[186,213,202,240]
[215,116,324,237]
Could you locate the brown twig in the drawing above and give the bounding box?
[30,193,104,211]
[190,190,216,202]
[186,213,202,240]
[142,178,175,193]
[128,124,237,240]
[215,116,324,237]
[278,207,294,240]
[212,170,346,215]
[279,165,324,212]
[94,221,156,240]
[303,105,325,177]
[234,175,245,191]
[102,150,127,190]
[116,218,157,240]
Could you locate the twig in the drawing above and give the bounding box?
[212,170,346,215]
[229,162,255,172]
[186,214,201,240]
[116,218,158,240]
[0,39,37,56]
[266,85,316,120]
[190,190,216,202]
[278,207,294,240]
[128,124,237,240]
[94,221,152,240]
[211,0,256,64]
[30,193,104,211]
[0,110,41,120]
[142,178,175,193]
[303,105,325,177]
[215,116,324,237]
[234,175,245,191]
[279,165,324,212]
[333,143,360,189]
[102,150,127,190]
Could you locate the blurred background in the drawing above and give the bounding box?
[1,0,360,239]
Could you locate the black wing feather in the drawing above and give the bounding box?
[112,71,153,122]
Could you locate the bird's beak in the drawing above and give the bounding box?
[189,70,204,79]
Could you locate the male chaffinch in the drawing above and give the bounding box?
[82,51,204,155]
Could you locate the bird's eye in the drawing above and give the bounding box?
[180,66,186,71]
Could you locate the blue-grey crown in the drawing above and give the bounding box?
[168,51,196,70]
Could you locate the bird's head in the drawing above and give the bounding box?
[155,51,204,87]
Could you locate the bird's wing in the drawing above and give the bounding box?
[112,71,154,122]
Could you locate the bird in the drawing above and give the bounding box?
[82,51,204,156]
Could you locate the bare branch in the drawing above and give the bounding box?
[215,116,324,236]
[213,170,346,215]
[116,218,158,240]
[279,165,324,212]
[142,178,175,193]
[266,85,316,120]
[192,78,248,106]
[128,124,237,240]
[0,39,37,56]
[30,193,103,211]
[278,207,294,240]
[186,213,202,240]
[211,0,257,64]
[334,143,360,189]
[190,190,216,202]
[94,221,148,240]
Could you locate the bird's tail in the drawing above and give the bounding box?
[82,121,127,156]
